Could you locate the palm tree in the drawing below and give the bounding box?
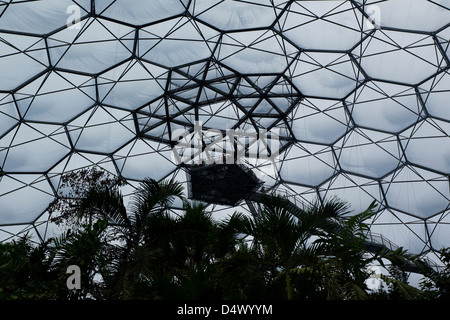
[418,248,450,300]
[0,235,59,299]
[217,194,422,300]
[51,218,112,299]
[44,168,425,300]
[49,167,253,299]
[98,178,184,299]
[240,195,355,300]
[49,168,185,299]
[140,201,248,299]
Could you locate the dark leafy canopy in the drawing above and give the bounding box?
[418,248,450,300]
[0,236,59,299]
[220,195,373,300]
[0,168,447,300]
[48,166,127,227]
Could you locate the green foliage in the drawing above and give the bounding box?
[0,236,59,299]
[49,166,127,228]
[418,248,450,300]
[2,169,448,300]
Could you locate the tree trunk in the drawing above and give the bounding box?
[285,271,293,300]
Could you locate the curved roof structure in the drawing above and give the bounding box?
[0,0,449,265]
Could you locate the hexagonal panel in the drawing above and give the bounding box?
[382,166,449,219]
[354,30,444,84]
[139,17,219,67]
[419,71,450,121]
[0,123,70,173]
[97,0,188,25]
[0,0,77,34]
[280,143,336,187]
[15,71,96,122]
[0,175,54,225]
[47,18,134,73]
[356,0,450,32]
[291,98,348,144]
[68,106,135,153]
[191,0,281,31]
[347,81,422,133]
[98,60,168,110]
[0,33,48,91]
[288,52,363,99]
[217,30,297,74]
[400,119,450,174]
[334,128,401,178]
[277,0,368,50]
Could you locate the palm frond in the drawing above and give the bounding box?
[342,282,369,300]
[380,274,424,300]
[129,178,184,216]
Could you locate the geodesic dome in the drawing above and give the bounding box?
[0,0,449,265]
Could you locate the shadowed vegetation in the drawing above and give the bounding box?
[0,168,447,300]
